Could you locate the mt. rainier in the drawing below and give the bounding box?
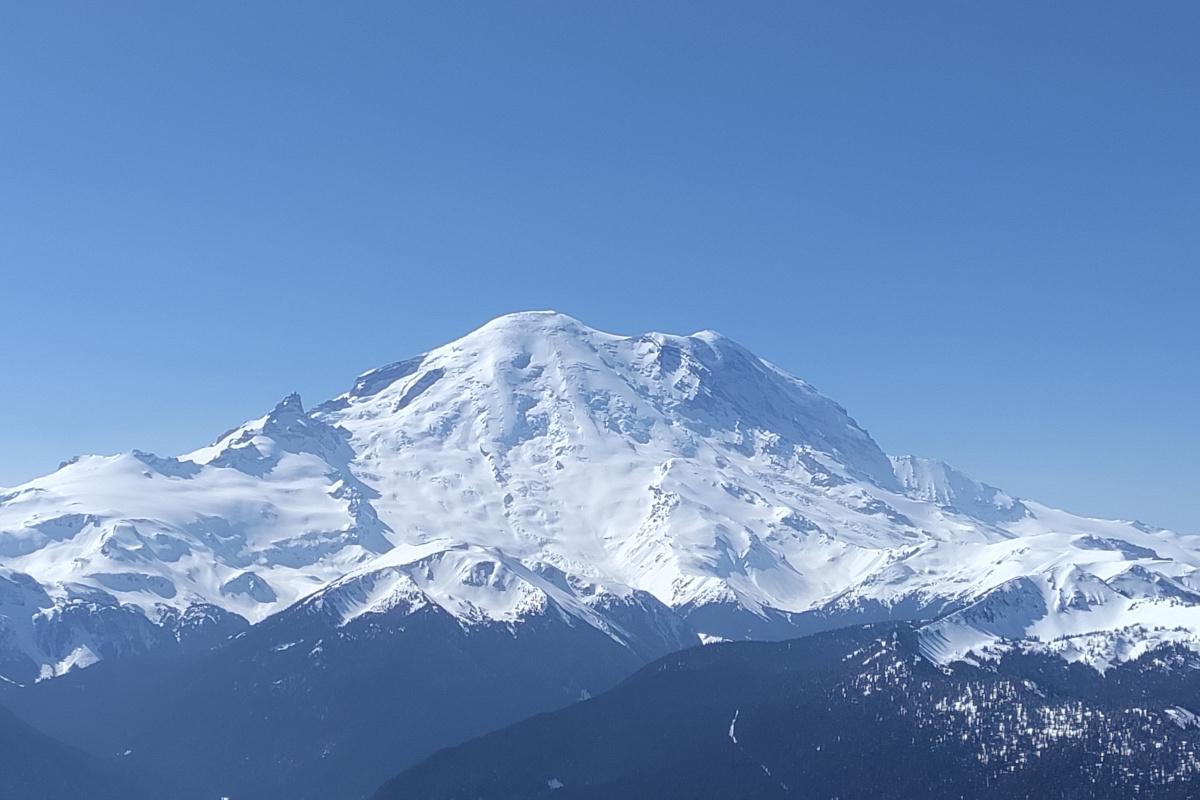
[2,310,1198,683]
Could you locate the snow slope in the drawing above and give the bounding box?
[1,310,1197,678]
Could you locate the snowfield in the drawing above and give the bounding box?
[1,310,1197,680]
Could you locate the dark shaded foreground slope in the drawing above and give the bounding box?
[375,623,1200,800]
[0,704,183,800]
[3,594,690,800]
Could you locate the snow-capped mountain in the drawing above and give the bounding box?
[1,310,1197,682]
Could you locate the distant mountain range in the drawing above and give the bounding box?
[2,311,1198,798]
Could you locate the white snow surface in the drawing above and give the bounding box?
[2,310,1198,676]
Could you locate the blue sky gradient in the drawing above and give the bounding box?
[1,2,1197,530]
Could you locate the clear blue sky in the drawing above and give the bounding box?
[1,3,1197,531]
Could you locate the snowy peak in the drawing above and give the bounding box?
[298,540,697,663]
[187,392,354,475]
[890,455,1026,523]
[313,543,603,628]
[320,310,897,489]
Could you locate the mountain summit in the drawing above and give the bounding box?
[1,311,1198,682]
